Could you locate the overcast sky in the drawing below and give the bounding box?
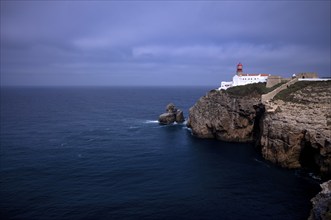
[1,1,330,86]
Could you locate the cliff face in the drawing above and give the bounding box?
[309,180,331,220]
[260,81,331,178]
[187,89,262,142]
[187,81,331,178]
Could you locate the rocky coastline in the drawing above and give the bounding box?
[186,88,262,142]
[309,180,331,220]
[260,82,331,177]
[187,81,331,178]
[187,81,331,219]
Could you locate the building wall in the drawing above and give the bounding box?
[296,72,318,79]
[219,74,269,90]
[298,78,330,82]
[266,76,282,88]
[220,81,233,90]
[233,75,268,87]
[219,71,319,91]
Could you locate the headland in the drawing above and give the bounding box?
[187,64,331,219]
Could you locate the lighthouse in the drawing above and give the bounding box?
[219,63,270,90]
[236,62,243,75]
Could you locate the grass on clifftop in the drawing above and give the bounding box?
[274,81,331,102]
[225,82,285,97]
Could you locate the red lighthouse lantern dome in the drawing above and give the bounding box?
[236,62,243,74]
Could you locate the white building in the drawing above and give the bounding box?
[219,63,270,90]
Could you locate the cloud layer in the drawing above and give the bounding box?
[1,1,330,86]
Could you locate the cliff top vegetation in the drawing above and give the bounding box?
[274,81,331,103]
[225,82,285,98]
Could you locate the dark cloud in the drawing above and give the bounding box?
[1,1,330,86]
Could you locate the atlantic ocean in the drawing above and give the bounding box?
[0,87,319,220]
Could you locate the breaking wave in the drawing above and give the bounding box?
[144,120,159,124]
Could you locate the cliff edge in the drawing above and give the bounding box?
[260,81,331,178]
[187,81,331,178]
[187,83,265,142]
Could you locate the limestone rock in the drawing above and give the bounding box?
[259,82,331,178]
[166,103,176,113]
[187,81,331,219]
[187,89,262,141]
[187,81,331,177]
[158,103,185,125]
[175,110,185,123]
[159,113,176,125]
[309,180,331,220]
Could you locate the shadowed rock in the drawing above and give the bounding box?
[166,103,176,113]
[159,113,176,125]
[187,82,331,178]
[260,81,331,177]
[309,180,331,220]
[159,103,185,125]
[187,89,261,141]
[176,110,185,123]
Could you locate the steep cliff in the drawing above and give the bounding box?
[187,81,331,220]
[187,85,264,142]
[260,81,331,178]
[187,81,331,178]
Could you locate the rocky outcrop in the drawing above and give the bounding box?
[159,113,176,125]
[187,81,331,219]
[309,180,331,220]
[159,103,185,125]
[175,110,185,123]
[260,81,331,178]
[187,89,262,142]
[187,81,331,178]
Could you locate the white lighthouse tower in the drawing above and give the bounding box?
[219,63,270,90]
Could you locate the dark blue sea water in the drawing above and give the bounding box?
[1,87,319,220]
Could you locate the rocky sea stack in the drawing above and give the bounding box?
[158,103,185,125]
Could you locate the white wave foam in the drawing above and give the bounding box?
[309,172,322,181]
[144,120,159,124]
